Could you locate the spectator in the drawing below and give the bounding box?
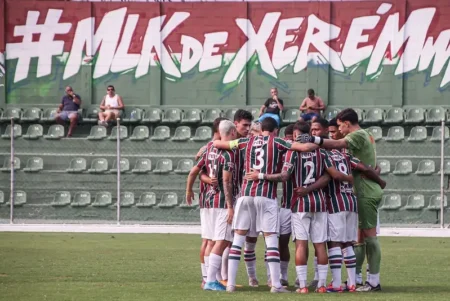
[299,88,326,122]
[98,85,124,126]
[259,87,284,126]
[55,86,81,137]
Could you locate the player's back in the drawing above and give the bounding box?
[281,137,295,209]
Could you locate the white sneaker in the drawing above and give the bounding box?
[270,286,291,293]
[248,278,259,287]
[226,285,236,293]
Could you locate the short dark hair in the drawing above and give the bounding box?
[336,108,359,125]
[329,118,338,127]
[313,117,329,129]
[307,89,315,95]
[213,117,228,134]
[285,124,295,136]
[293,121,310,135]
[261,117,278,132]
[234,109,253,122]
[107,85,115,90]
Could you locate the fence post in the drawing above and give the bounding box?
[10,118,15,224]
[116,118,121,226]
[440,119,445,228]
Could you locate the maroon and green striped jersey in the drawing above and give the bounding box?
[281,137,295,209]
[195,142,213,209]
[233,136,292,198]
[283,149,332,213]
[233,138,249,196]
[325,149,360,213]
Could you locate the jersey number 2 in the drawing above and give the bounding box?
[304,161,315,185]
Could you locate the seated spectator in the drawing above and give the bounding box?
[98,85,124,126]
[298,89,325,122]
[259,87,283,126]
[55,86,81,137]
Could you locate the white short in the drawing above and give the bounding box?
[200,208,210,240]
[291,212,328,243]
[232,196,279,236]
[327,211,358,243]
[279,208,292,235]
[210,208,233,242]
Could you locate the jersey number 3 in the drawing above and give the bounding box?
[253,148,265,170]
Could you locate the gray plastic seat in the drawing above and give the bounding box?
[153,158,172,174]
[1,124,22,139]
[162,108,182,124]
[41,108,58,123]
[278,127,286,138]
[201,109,222,124]
[158,192,178,208]
[250,108,260,120]
[407,126,427,142]
[179,192,199,209]
[109,125,128,140]
[283,109,301,123]
[151,126,170,141]
[380,194,402,210]
[130,126,149,141]
[405,194,425,210]
[415,160,435,175]
[430,126,449,142]
[363,108,383,124]
[83,106,100,123]
[378,159,391,175]
[7,191,27,206]
[366,126,382,141]
[393,159,413,175]
[384,126,404,141]
[132,158,152,174]
[384,108,404,124]
[51,191,71,207]
[172,126,191,141]
[111,158,130,173]
[117,191,135,208]
[87,125,107,140]
[427,195,448,210]
[0,191,4,205]
[67,157,87,173]
[224,108,239,121]
[88,158,108,174]
[323,107,341,121]
[439,160,450,175]
[24,157,44,172]
[44,124,64,140]
[182,108,202,124]
[404,107,425,124]
[426,107,446,124]
[174,159,194,174]
[92,192,112,207]
[0,107,21,122]
[192,126,212,142]
[0,157,20,172]
[21,107,41,122]
[23,124,43,140]
[122,108,143,124]
[71,191,91,207]
[136,192,156,208]
[142,108,162,124]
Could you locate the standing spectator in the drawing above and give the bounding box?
[259,87,284,126]
[98,85,125,126]
[299,89,326,123]
[55,86,81,137]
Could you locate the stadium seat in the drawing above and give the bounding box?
[393,159,413,175]
[407,126,427,142]
[174,159,194,174]
[142,108,162,124]
[250,108,260,120]
[383,107,404,124]
[224,108,239,121]
[415,160,435,175]
[130,126,150,141]
[0,107,21,122]
[202,109,222,125]
[384,126,404,141]
[362,108,383,124]
[179,192,199,209]
[182,108,202,124]
[0,190,4,204]
[404,108,425,124]
[88,158,109,174]
[87,125,107,140]
[1,124,22,139]
[40,108,58,123]
[122,108,143,124]
[51,191,71,207]
[283,109,301,123]
[426,107,446,124]
[405,194,425,210]
[23,157,44,173]
[71,191,91,207]
[151,126,170,141]
[380,194,402,210]
[109,125,128,140]
[153,159,172,174]
[439,161,450,175]
[0,157,20,172]
[158,192,178,208]
[23,124,43,140]
[110,158,130,173]
[427,195,448,210]
[83,107,100,124]
[366,126,383,141]
[162,108,182,124]
[21,107,41,122]
[378,159,391,175]
[6,190,27,206]
[44,124,64,140]
[278,127,286,138]
[92,192,112,207]
[67,157,87,173]
[172,126,191,141]
[323,107,341,121]
[136,192,156,208]
[192,126,212,142]
[354,108,364,123]
[117,191,135,208]
[132,158,152,174]
[430,126,449,142]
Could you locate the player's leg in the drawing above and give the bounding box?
[311,212,328,293]
[326,212,345,292]
[244,236,259,287]
[200,239,208,288]
[291,212,310,294]
[219,241,231,285]
[342,211,358,292]
[278,208,292,287]
[354,224,366,285]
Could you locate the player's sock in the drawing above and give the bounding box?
[264,251,271,281]
[221,246,229,280]
[201,263,207,282]
[313,256,319,280]
[343,246,357,286]
[295,265,308,288]
[317,264,329,288]
[207,253,222,283]
[354,244,365,277]
[366,263,370,283]
[204,255,210,280]
[244,242,257,279]
[328,247,342,289]
[265,234,282,288]
[228,234,246,287]
[365,236,381,286]
[280,261,289,281]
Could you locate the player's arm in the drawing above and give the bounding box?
[290,142,320,152]
[199,169,217,187]
[245,168,292,182]
[223,170,234,224]
[186,166,201,205]
[374,165,381,175]
[194,145,207,161]
[326,166,353,183]
[295,173,331,197]
[354,163,386,189]
[311,137,348,150]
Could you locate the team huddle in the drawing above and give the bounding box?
[185,108,386,294]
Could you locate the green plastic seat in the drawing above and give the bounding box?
[380,194,402,210]
[122,108,143,124]
[404,108,425,124]
[182,108,202,124]
[158,192,178,208]
[111,158,130,173]
[384,107,404,124]
[130,126,150,141]
[427,195,448,210]
[323,107,341,121]
[224,108,239,121]
[23,124,43,140]
[132,158,152,174]
[71,191,91,207]
[415,160,435,175]
[151,126,170,141]
[405,194,425,210]
[283,109,301,123]
[384,126,404,141]
[40,108,58,123]
[378,159,391,175]
[0,190,4,205]
[51,191,71,207]
[439,160,450,175]
[136,192,156,208]
[142,108,162,124]
[24,157,44,172]
[407,126,427,142]
[7,190,27,206]
[92,191,112,207]
[153,158,172,174]
[83,107,100,123]
[174,159,194,174]
[67,157,87,173]
[21,107,41,122]
[1,124,22,139]
[44,124,64,140]
[109,125,128,140]
[366,126,382,141]
[426,107,446,124]
[393,159,413,175]
[0,107,21,122]
[87,125,107,140]
[0,157,20,172]
[162,108,182,124]
[172,126,191,141]
[363,108,383,124]
[430,126,449,142]
[201,108,222,125]
[88,158,108,174]
[192,126,212,142]
[179,192,199,209]
[117,191,135,208]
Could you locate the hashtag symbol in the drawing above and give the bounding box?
[6,9,72,83]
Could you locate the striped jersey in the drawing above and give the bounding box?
[196,144,210,209]
[282,149,332,213]
[325,149,360,213]
[281,137,295,209]
[233,136,292,198]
